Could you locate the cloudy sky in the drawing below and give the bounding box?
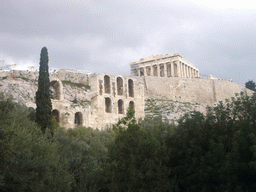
[1,0,256,86]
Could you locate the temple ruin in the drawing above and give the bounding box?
[1,53,253,129]
[130,53,199,78]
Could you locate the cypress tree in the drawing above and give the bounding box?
[36,47,52,133]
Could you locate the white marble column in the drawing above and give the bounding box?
[164,64,167,77]
[157,64,160,77]
[171,62,174,77]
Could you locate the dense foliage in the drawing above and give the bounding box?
[36,47,52,133]
[245,80,256,91]
[1,92,256,191]
[0,95,73,192]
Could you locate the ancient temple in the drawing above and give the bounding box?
[130,53,199,78]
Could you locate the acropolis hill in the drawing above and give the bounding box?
[0,53,253,129]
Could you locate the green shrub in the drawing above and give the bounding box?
[62,80,90,89]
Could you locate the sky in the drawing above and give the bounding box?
[1,0,256,86]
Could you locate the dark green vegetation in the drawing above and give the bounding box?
[36,47,52,133]
[62,80,90,90]
[13,76,29,81]
[1,92,256,191]
[245,80,256,91]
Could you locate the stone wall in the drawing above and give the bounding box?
[1,69,254,129]
[144,76,253,106]
[90,74,145,129]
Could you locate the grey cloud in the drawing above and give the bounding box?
[1,0,256,86]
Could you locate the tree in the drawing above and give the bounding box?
[0,95,73,192]
[98,107,169,191]
[36,47,52,133]
[245,80,256,91]
[167,93,256,191]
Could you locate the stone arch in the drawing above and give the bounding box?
[50,80,62,100]
[104,75,111,94]
[118,99,124,114]
[117,77,123,95]
[105,97,112,113]
[128,79,134,97]
[129,101,135,112]
[74,112,83,126]
[52,109,60,123]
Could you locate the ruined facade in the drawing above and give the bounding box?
[49,74,145,129]
[1,53,253,129]
[130,53,199,78]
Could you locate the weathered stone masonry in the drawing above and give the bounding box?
[49,74,145,129]
[1,53,253,129]
[130,53,199,78]
[89,74,145,128]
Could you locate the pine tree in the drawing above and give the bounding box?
[36,47,52,133]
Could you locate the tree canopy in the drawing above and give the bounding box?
[245,80,256,91]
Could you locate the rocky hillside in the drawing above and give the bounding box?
[0,76,91,108]
[1,76,206,123]
[145,98,206,123]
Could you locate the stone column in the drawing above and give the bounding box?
[150,66,153,76]
[157,64,160,77]
[164,63,167,77]
[171,62,174,77]
[180,63,183,78]
[185,65,188,78]
[182,63,184,78]
[177,61,181,77]
[184,64,188,78]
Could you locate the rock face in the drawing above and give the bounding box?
[145,98,206,123]
[0,69,253,129]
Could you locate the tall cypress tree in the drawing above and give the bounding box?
[36,47,52,133]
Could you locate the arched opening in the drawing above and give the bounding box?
[105,97,112,113]
[74,112,83,126]
[118,99,124,114]
[50,80,61,100]
[128,79,134,97]
[129,101,135,112]
[117,77,123,95]
[104,75,111,94]
[52,109,60,123]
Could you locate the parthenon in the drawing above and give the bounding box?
[130,53,199,78]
